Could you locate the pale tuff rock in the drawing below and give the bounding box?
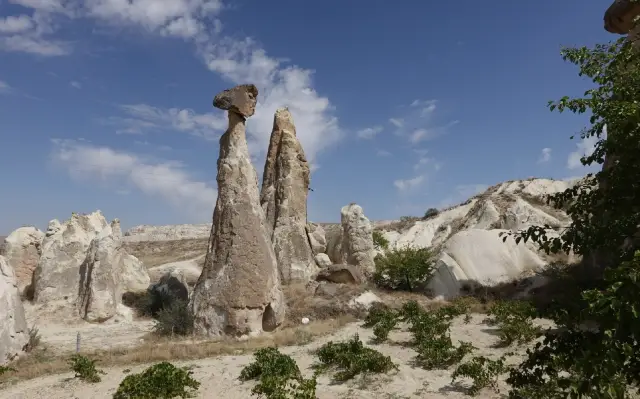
[148,258,203,286]
[2,226,44,297]
[260,108,316,283]
[191,85,285,337]
[314,253,332,268]
[336,204,376,276]
[306,223,327,255]
[123,223,211,242]
[212,84,258,118]
[316,264,364,285]
[34,211,150,322]
[0,255,28,365]
[34,211,109,304]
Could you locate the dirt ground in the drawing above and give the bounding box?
[1,313,553,399]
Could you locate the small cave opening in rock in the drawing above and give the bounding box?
[262,303,277,332]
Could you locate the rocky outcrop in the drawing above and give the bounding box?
[334,204,376,276]
[306,223,327,255]
[148,257,203,286]
[123,224,211,242]
[190,84,285,338]
[314,253,332,268]
[316,264,364,285]
[2,227,44,297]
[0,255,28,365]
[33,212,150,322]
[148,271,190,315]
[260,108,316,283]
[604,0,640,35]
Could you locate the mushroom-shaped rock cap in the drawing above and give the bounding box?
[604,0,640,34]
[213,84,259,118]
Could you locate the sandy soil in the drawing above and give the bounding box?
[2,313,551,399]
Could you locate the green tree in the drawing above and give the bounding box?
[502,36,640,397]
[372,246,436,292]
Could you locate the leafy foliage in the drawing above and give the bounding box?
[372,230,390,251]
[486,300,541,347]
[68,354,105,383]
[0,366,16,377]
[423,207,440,219]
[240,347,317,398]
[501,35,640,397]
[452,356,508,396]
[113,362,201,399]
[153,299,194,336]
[313,334,397,382]
[372,246,436,292]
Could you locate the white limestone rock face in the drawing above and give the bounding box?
[123,223,211,242]
[306,223,327,255]
[34,211,109,304]
[314,253,332,268]
[191,86,285,338]
[2,226,44,297]
[0,255,28,365]
[428,229,547,299]
[336,204,376,276]
[148,257,203,286]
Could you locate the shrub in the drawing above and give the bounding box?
[486,300,541,347]
[372,230,390,251]
[372,246,436,292]
[313,334,397,382]
[153,299,194,336]
[414,336,475,370]
[68,354,105,383]
[452,356,508,396]
[113,362,200,399]
[0,366,16,377]
[423,208,439,219]
[23,327,40,352]
[240,347,316,398]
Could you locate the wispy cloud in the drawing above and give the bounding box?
[356,125,383,140]
[50,139,216,220]
[538,147,552,164]
[567,135,599,170]
[384,99,458,144]
[393,175,425,192]
[70,80,82,89]
[0,80,11,94]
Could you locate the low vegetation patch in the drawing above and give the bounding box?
[240,347,317,398]
[68,354,105,383]
[313,334,398,382]
[153,299,195,337]
[486,300,541,347]
[113,362,201,399]
[372,246,436,292]
[423,208,439,219]
[452,355,508,396]
[372,230,390,251]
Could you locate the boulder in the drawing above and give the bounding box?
[212,84,258,118]
[306,223,327,255]
[0,256,28,365]
[148,258,202,286]
[314,253,332,268]
[147,271,190,315]
[604,0,640,34]
[316,264,364,284]
[2,226,44,297]
[336,204,376,275]
[190,85,285,337]
[260,108,317,283]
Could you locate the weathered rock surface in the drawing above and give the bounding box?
[306,223,327,255]
[0,255,28,365]
[316,264,364,285]
[260,108,316,283]
[148,257,203,286]
[212,84,258,118]
[314,253,332,268]
[34,212,150,322]
[191,85,285,337]
[604,0,640,34]
[147,271,190,315]
[123,224,211,242]
[334,204,376,276]
[34,212,109,304]
[2,227,43,297]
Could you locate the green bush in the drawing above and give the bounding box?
[313,334,397,382]
[414,336,474,370]
[113,362,200,399]
[423,208,439,219]
[486,301,541,347]
[153,299,194,337]
[372,230,390,251]
[240,347,316,398]
[372,246,436,292]
[452,356,508,396]
[68,354,105,383]
[0,366,16,376]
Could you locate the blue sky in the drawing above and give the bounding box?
[0,0,612,234]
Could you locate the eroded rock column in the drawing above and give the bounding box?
[190,84,285,337]
[260,108,317,283]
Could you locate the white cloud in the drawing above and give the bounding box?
[393,175,425,191]
[70,80,82,89]
[567,134,600,170]
[538,147,552,164]
[413,156,441,171]
[376,149,391,157]
[387,99,457,144]
[0,15,34,33]
[50,139,216,219]
[106,104,227,139]
[0,80,11,94]
[389,118,403,128]
[357,125,383,140]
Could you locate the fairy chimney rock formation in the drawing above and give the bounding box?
[190,84,285,337]
[338,203,376,276]
[260,108,317,282]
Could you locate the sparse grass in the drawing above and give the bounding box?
[0,317,353,385]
